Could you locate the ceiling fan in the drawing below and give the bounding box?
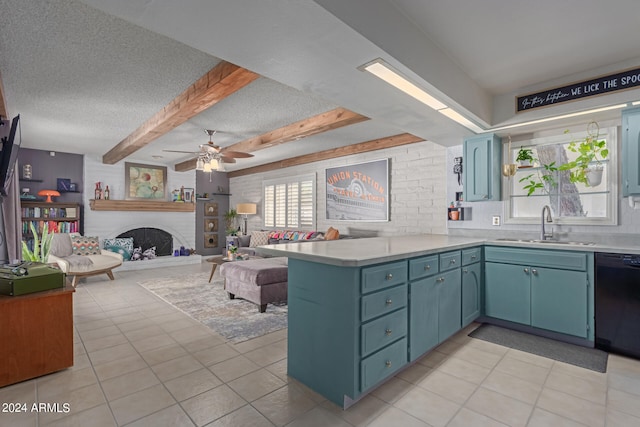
[163,129,254,171]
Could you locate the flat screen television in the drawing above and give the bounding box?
[0,115,21,201]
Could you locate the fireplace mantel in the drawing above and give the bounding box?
[89,199,195,212]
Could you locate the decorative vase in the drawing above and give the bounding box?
[586,167,604,187]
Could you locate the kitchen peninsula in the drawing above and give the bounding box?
[259,234,485,408]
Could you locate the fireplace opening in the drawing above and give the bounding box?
[117,228,172,257]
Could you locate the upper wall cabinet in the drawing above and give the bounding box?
[622,107,640,196]
[463,133,501,201]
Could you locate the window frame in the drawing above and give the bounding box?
[262,173,316,229]
[503,125,618,226]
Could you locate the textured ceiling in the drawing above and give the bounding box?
[3,0,640,172]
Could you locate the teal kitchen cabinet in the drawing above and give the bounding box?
[461,247,482,327]
[484,246,592,339]
[485,262,531,324]
[463,133,501,201]
[409,251,461,361]
[622,106,640,196]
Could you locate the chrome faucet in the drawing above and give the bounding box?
[541,205,553,240]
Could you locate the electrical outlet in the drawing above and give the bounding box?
[492,215,501,226]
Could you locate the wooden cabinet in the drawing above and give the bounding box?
[484,246,592,339]
[21,201,81,238]
[622,106,640,196]
[463,133,501,201]
[0,286,75,387]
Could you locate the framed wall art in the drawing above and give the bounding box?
[204,218,218,233]
[125,162,167,200]
[326,158,389,221]
[204,202,218,216]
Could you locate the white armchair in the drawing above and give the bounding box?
[48,233,123,287]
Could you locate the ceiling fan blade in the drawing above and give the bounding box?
[221,150,254,158]
[220,156,237,163]
[163,150,199,154]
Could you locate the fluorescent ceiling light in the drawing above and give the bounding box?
[362,59,447,111]
[490,104,628,131]
[439,108,484,133]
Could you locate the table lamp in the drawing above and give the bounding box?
[38,189,61,203]
[236,203,257,235]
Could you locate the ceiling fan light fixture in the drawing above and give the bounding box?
[209,158,219,170]
[196,157,205,171]
[203,161,213,173]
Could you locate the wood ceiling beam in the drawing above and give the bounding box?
[102,61,260,164]
[0,70,8,119]
[227,107,369,154]
[227,133,424,178]
[172,107,369,171]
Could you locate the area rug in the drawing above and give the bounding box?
[137,272,287,343]
[469,324,608,373]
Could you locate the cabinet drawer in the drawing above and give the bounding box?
[362,261,407,294]
[361,284,408,322]
[462,247,481,265]
[361,308,407,357]
[409,255,438,280]
[440,251,461,271]
[485,246,587,271]
[360,337,407,391]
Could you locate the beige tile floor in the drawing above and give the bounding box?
[1,262,640,426]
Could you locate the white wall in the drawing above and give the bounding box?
[230,141,448,237]
[83,156,196,249]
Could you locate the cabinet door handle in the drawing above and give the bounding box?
[385,299,393,306]
[424,264,431,271]
[385,273,393,280]
[463,269,468,274]
[482,194,489,199]
[385,328,392,336]
[450,259,456,265]
[385,360,392,368]
[524,268,530,274]
[532,269,538,275]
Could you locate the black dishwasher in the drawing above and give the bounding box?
[595,252,640,359]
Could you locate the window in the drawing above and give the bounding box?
[505,126,618,225]
[263,174,315,229]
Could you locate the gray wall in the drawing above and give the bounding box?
[17,148,84,205]
[196,170,230,255]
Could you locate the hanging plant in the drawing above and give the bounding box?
[516,147,535,167]
[558,121,608,186]
[518,161,558,196]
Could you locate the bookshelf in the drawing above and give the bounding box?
[21,201,81,235]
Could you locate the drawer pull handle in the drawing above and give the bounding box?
[524,268,530,274]
[385,328,392,336]
[385,299,393,306]
[450,259,456,264]
[385,273,393,280]
[532,269,538,275]
[385,360,392,368]
[471,255,477,260]
[424,265,431,270]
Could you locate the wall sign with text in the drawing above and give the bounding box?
[517,66,640,112]
[326,159,389,221]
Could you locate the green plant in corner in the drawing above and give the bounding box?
[518,161,558,196]
[21,222,54,263]
[558,121,608,186]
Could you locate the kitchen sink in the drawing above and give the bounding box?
[495,238,595,246]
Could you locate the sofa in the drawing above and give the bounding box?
[230,229,339,256]
[48,234,123,287]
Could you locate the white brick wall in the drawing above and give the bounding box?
[83,156,196,249]
[230,141,448,237]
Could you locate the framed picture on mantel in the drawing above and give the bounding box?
[125,162,167,200]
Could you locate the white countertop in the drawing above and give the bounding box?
[257,234,640,266]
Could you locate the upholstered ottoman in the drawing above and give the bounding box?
[219,257,288,313]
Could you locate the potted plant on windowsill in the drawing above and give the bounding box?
[516,147,535,168]
[558,121,608,187]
